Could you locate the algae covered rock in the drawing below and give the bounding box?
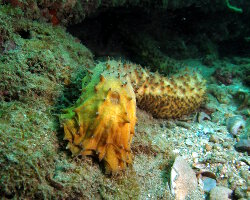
[170,156,198,200]
[0,5,94,198]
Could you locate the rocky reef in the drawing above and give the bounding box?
[0,1,249,199]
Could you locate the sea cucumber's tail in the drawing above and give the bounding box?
[106,60,206,118]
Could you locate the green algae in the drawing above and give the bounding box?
[0,5,94,198]
[0,5,173,199]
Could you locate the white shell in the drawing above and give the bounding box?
[226,115,245,135]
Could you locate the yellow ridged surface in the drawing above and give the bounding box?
[60,59,206,173]
[61,62,136,173]
[125,64,206,118]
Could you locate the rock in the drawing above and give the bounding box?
[198,112,211,123]
[205,143,212,151]
[235,139,250,154]
[213,144,221,151]
[227,116,246,136]
[234,187,245,199]
[185,138,193,146]
[211,111,225,124]
[192,152,199,158]
[170,156,198,200]
[222,142,231,149]
[202,177,216,192]
[203,127,214,134]
[165,121,176,129]
[209,186,233,200]
[209,135,219,143]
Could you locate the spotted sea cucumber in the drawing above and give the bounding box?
[60,59,206,173]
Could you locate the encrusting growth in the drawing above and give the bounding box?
[60,60,206,173]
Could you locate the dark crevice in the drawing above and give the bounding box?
[17,29,31,39]
[67,5,250,65]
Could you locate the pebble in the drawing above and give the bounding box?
[209,186,233,200]
[227,116,245,135]
[205,143,212,151]
[170,156,197,200]
[185,139,193,146]
[202,177,217,192]
[222,142,231,149]
[203,127,213,134]
[173,149,180,154]
[192,152,199,158]
[213,144,221,151]
[198,112,211,123]
[234,139,250,154]
[209,135,219,143]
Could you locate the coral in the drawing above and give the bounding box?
[227,115,246,135]
[61,60,206,173]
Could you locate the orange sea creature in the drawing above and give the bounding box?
[60,60,206,173]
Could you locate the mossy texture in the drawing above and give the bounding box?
[0,5,172,199]
[0,5,94,198]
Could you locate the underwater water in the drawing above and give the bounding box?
[0,0,249,199]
